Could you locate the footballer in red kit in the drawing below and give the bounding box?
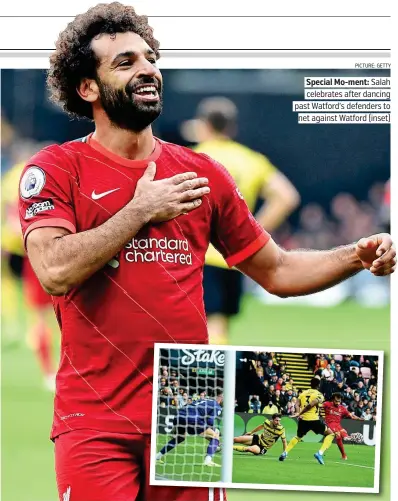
[18,3,395,501]
[19,137,254,501]
[323,393,364,460]
[20,135,267,439]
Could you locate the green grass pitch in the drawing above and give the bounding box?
[232,442,376,488]
[155,435,222,483]
[155,429,376,489]
[1,293,387,501]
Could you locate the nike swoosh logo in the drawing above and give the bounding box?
[91,188,120,200]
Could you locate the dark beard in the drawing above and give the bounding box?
[97,77,162,132]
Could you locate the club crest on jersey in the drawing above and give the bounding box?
[20,166,46,199]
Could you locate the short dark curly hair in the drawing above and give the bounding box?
[47,2,160,120]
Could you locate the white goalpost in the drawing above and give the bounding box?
[221,347,236,483]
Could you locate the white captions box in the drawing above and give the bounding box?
[293,101,391,112]
[298,113,390,124]
[304,89,391,100]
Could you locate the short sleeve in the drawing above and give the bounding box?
[18,148,77,248]
[207,156,270,267]
[281,428,286,440]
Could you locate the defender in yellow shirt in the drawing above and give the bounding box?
[191,97,300,344]
[233,413,287,456]
[279,377,334,465]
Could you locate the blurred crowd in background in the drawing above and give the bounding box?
[241,351,301,416]
[311,353,378,421]
[275,182,390,252]
[155,349,225,413]
[157,362,227,415]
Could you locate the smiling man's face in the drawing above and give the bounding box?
[88,31,163,131]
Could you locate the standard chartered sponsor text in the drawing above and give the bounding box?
[124,237,193,265]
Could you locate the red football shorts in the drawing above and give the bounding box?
[22,257,52,308]
[328,424,348,438]
[55,430,227,501]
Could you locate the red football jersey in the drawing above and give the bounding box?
[18,134,269,439]
[323,401,351,427]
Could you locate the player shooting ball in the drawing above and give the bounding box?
[156,391,223,467]
[233,413,287,456]
[322,392,364,460]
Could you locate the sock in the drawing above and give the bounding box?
[159,436,185,456]
[233,445,247,452]
[206,438,219,457]
[286,436,301,453]
[34,325,53,375]
[319,434,334,455]
[335,435,346,457]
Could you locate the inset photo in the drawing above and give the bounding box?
[150,344,383,494]
[151,346,232,484]
[233,349,382,492]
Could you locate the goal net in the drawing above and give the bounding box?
[152,344,235,485]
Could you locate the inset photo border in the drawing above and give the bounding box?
[150,344,383,494]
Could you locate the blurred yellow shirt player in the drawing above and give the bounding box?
[187,97,300,344]
[2,161,28,349]
[2,158,57,390]
[2,162,26,258]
